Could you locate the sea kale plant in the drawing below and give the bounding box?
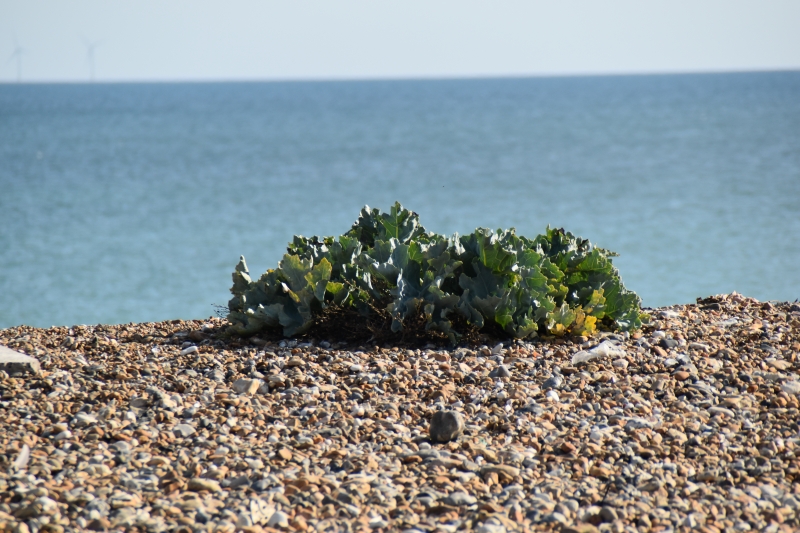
[228,202,647,341]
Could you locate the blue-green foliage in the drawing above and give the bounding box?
[228,202,647,340]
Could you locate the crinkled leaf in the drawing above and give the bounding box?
[547,303,576,336]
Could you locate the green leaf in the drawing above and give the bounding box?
[279,254,313,291]
[547,303,576,336]
[306,258,333,302]
[378,201,423,243]
[459,260,504,299]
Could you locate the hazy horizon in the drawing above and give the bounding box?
[3,1,799,83]
[3,67,800,86]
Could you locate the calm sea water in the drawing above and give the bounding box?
[1,73,799,329]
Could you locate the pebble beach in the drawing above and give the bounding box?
[2,293,800,533]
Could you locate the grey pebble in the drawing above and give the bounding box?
[443,492,477,506]
[660,338,680,349]
[267,510,289,528]
[489,365,511,378]
[172,424,196,438]
[429,410,464,442]
[542,374,563,390]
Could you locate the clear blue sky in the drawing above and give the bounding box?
[2,0,799,83]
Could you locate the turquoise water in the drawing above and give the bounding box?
[1,72,799,329]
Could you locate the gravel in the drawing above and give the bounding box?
[1,292,799,532]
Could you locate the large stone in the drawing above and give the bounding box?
[233,378,262,395]
[172,424,196,438]
[187,478,221,492]
[442,492,477,506]
[781,381,800,395]
[267,510,289,528]
[429,410,464,442]
[0,345,40,376]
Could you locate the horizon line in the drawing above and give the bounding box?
[2,66,799,86]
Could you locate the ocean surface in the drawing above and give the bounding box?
[1,72,799,330]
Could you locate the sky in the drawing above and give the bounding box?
[2,0,800,83]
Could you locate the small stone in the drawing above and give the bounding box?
[560,441,577,454]
[225,475,251,489]
[0,345,40,376]
[490,365,511,378]
[236,512,254,529]
[53,430,72,440]
[600,506,618,522]
[86,518,110,531]
[781,381,800,395]
[111,440,131,454]
[562,526,599,533]
[660,338,680,349]
[480,464,520,478]
[475,523,506,533]
[180,346,198,356]
[72,413,97,427]
[369,517,389,529]
[285,356,304,368]
[267,510,289,528]
[232,378,261,395]
[277,448,293,461]
[13,444,30,471]
[766,358,792,370]
[172,424,196,438]
[612,358,629,370]
[542,511,567,524]
[187,478,221,492]
[188,330,206,342]
[674,370,691,381]
[590,466,613,478]
[542,374,563,389]
[443,492,477,506]
[429,410,464,442]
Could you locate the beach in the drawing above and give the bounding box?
[1,293,800,532]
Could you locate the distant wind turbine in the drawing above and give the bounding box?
[81,37,102,82]
[8,36,25,83]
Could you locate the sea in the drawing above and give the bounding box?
[1,72,799,330]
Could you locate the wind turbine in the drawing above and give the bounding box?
[82,37,102,82]
[8,36,25,83]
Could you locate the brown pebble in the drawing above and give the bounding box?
[277,448,293,461]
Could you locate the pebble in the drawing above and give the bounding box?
[187,478,221,492]
[267,510,289,528]
[660,338,680,349]
[172,423,196,438]
[429,410,464,442]
[232,378,261,395]
[443,492,477,506]
[542,373,563,389]
[781,381,800,395]
[1,294,799,533]
[490,364,512,378]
